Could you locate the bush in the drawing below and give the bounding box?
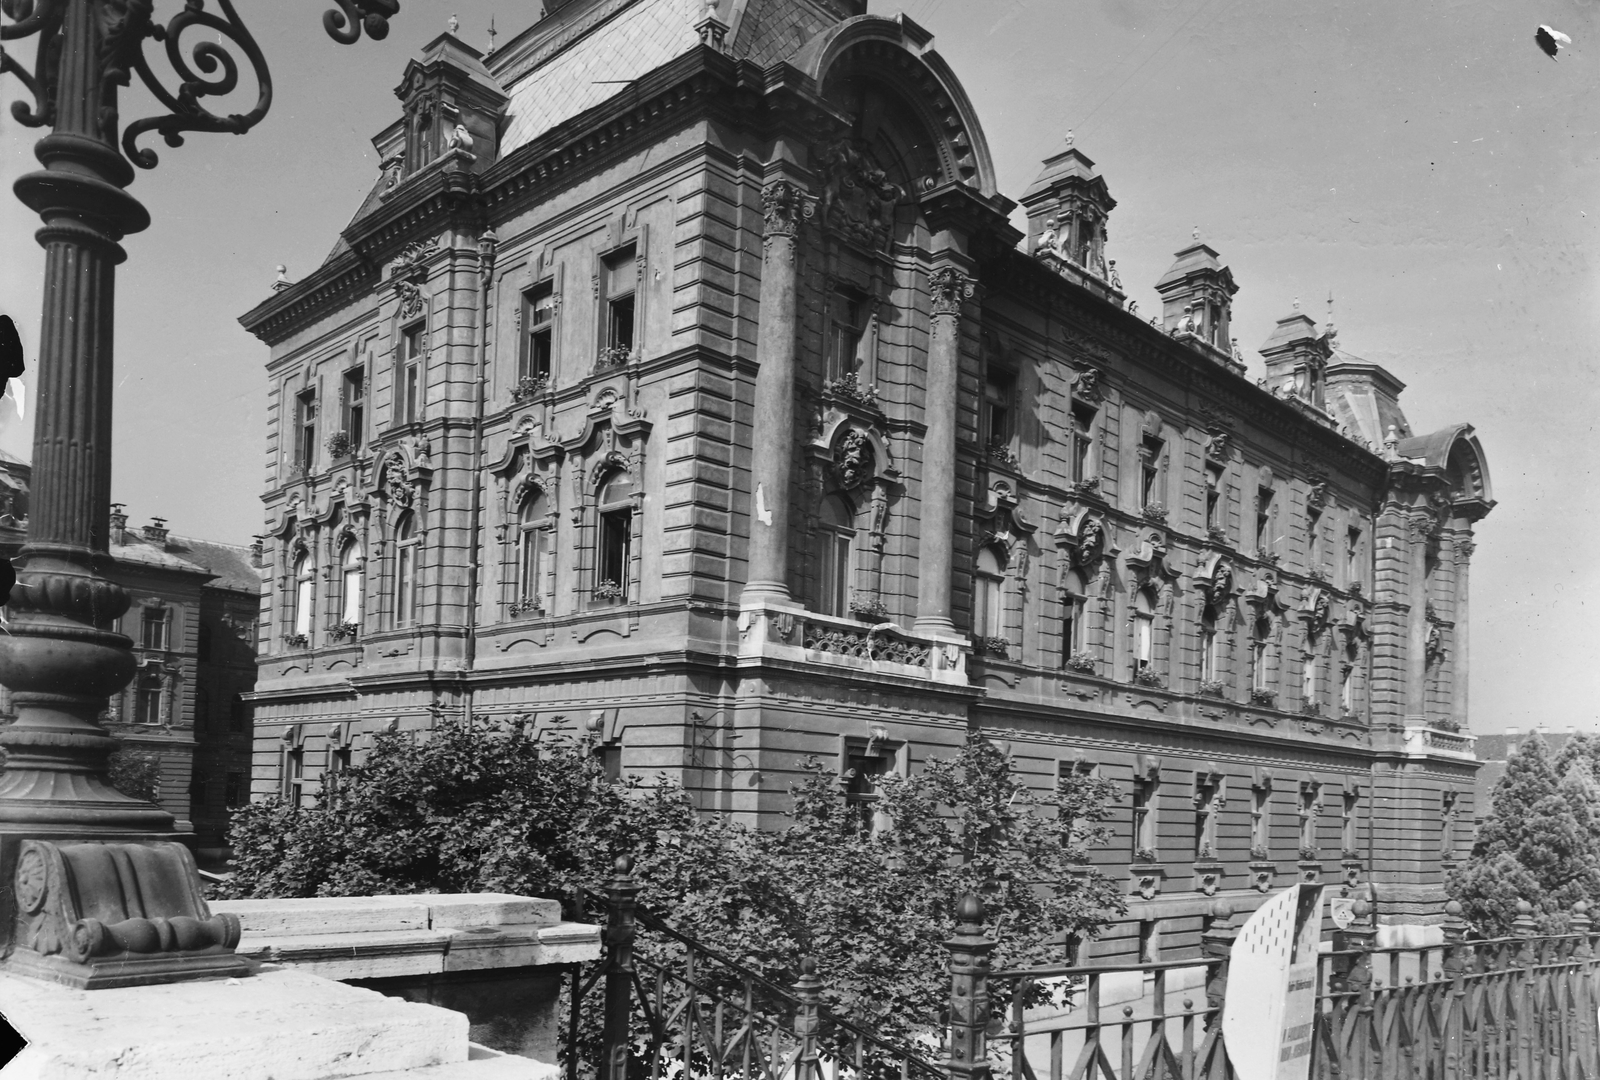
[108,748,163,804]
[222,719,1123,1047]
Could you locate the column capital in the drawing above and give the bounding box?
[760,180,816,240]
[929,266,976,317]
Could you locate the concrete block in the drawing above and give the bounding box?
[214,895,431,936]
[0,965,468,1080]
[425,895,561,930]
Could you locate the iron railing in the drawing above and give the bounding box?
[569,860,1600,1080]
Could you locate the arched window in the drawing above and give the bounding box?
[518,489,549,609]
[1252,614,1274,691]
[1061,569,1087,663]
[135,673,163,725]
[292,552,313,640]
[1199,608,1218,683]
[974,547,1005,640]
[595,471,635,601]
[340,538,363,627]
[1132,586,1157,675]
[393,513,417,627]
[816,495,855,618]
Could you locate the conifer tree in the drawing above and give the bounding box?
[1451,732,1600,934]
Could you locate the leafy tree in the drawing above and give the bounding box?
[107,748,163,804]
[222,718,1122,1050]
[1450,733,1600,935]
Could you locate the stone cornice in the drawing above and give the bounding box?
[981,248,1389,489]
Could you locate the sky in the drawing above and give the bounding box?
[1,0,1597,735]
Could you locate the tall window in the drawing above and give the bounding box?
[393,513,417,627]
[1199,609,1218,682]
[1194,774,1224,859]
[400,322,424,425]
[521,282,555,380]
[282,744,304,805]
[1250,779,1272,857]
[984,371,1015,454]
[1252,614,1273,690]
[1306,509,1322,570]
[341,367,366,452]
[518,490,549,609]
[1346,527,1362,585]
[340,539,363,626]
[1298,781,1321,857]
[1341,640,1359,713]
[1342,787,1360,856]
[1132,586,1156,675]
[595,471,635,600]
[1301,650,1317,709]
[827,292,864,382]
[141,607,168,651]
[1061,570,1087,663]
[843,740,894,834]
[1140,436,1164,508]
[1131,772,1158,859]
[1204,464,1224,531]
[974,547,1005,640]
[296,388,317,472]
[1070,403,1096,484]
[135,674,162,725]
[816,495,855,618]
[292,553,313,640]
[604,245,637,354]
[1256,487,1274,553]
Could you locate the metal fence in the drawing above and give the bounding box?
[567,860,1600,1080]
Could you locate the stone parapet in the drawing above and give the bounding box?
[735,602,969,686]
[210,893,599,982]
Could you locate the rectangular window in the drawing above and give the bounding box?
[1298,782,1321,856]
[296,389,317,472]
[1256,487,1274,552]
[1140,436,1164,508]
[1307,509,1322,569]
[1132,775,1157,859]
[604,246,637,354]
[843,742,894,834]
[1070,404,1096,484]
[597,508,632,597]
[225,772,242,807]
[136,679,162,725]
[519,528,549,606]
[400,323,424,425]
[984,371,1015,452]
[141,609,167,651]
[1346,527,1362,584]
[282,747,304,805]
[342,368,365,451]
[819,530,851,618]
[974,575,1001,639]
[1199,621,1217,682]
[1251,783,1272,857]
[827,292,863,382]
[522,283,555,380]
[1062,595,1085,660]
[1342,788,1360,856]
[1205,464,1223,530]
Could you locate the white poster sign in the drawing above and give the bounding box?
[1328,896,1355,930]
[1221,882,1325,1080]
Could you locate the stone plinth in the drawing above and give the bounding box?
[0,965,509,1079]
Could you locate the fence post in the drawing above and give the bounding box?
[1200,898,1236,1030]
[1570,902,1594,1073]
[945,894,995,1080]
[1512,898,1538,1080]
[793,957,823,1080]
[1439,900,1470,1080]
[602,854,641,1080]
[1333,898,1378,1080]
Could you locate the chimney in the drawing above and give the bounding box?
[109,503,128,545]
[142,517,169,545]
[250,536,265,568]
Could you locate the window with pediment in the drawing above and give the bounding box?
[393,513,417,627]
[518,489,550,611]
[339,538,363,627]
[974,546,1006,640]
[594,470,635,603]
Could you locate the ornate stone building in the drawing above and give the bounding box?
[239,0,1493,953]
[0,456,259,857]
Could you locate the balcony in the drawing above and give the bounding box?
[736,603,967,686]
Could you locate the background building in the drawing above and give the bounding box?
[0,454,260,858]
[239,0,1493,954]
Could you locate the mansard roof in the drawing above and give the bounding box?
[1020,143,1114,209]
[1156,242,1236,294]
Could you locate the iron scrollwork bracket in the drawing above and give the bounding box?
[323,0,399,44]
[1,0,68,129]
[121,0,273,169]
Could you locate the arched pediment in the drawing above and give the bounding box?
[794,16,998,199]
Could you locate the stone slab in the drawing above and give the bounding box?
[355,1044,562,1080]
[440,923,601,972]
[424,895,562,930]
[237,929,455,981]
[213,895,432,936]
[0,965,469,1080]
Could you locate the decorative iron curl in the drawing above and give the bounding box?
[0,0,67,129]
[323,0,398,45]
[120,0,272,170]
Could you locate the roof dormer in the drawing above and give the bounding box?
[1020,134,1117,284]
[1259,302,1334,409]
[390,32,508,184]
[1155,235,1239,368]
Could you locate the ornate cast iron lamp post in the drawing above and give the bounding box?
[0,0,400,846]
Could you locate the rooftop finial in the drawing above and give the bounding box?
[272,265,291,292]
[487,15,497,52]
[448,12,459,33]
[1293,295,1301,312]
[1065,128,1074,147]
[1192,224,1200,241]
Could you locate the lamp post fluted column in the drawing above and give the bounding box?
[0,0,170,837]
